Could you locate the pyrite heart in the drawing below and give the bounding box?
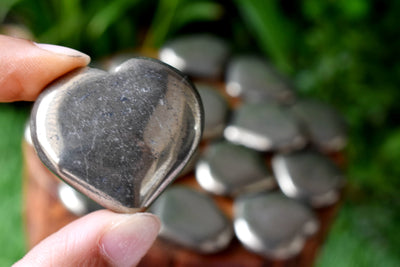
[30,58,203,213]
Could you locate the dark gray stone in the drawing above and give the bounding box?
[159,34,230,78]
[272,149,345,207]
[226,56,295,104]
[291,99,347,151]
[224,103,307,152]
[150,185,233,253]
[196,141,275,195]
[196,84,229,140]
[234,192,319,259]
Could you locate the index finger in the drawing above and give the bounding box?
[0,35,90,102]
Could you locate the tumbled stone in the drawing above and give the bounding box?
[234,192,319,259]
[196,141,275,195]
[106,52,138,72]
[291,99,347,151]
[150,185,233,253]
[58,182,103,216]
[159,34,230,78]
[272,149,345,207]
[225,56,295,103]
[224,103,307,152]
[24,122,32,146]
[197,84,229,140]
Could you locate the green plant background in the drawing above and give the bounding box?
[1,0,399,266]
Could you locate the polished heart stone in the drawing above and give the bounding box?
[30,58,203,213]
[150,185,233,253]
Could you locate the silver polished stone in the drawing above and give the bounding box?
[224,103,307,152]
[226,56,295,103]
[150,185,233,253]
[58,182,103,216]
[159,34,230,78]
[234,192,319,259]
[196,141,275,195]
[291,99,347,151]
[272,150,345,207]
[24,122,33,146]
[106,52,138,72]
[30,58,203,213]
[196,84,229,140]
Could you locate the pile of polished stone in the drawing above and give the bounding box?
[59,34,347,260]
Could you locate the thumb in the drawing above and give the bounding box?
[0,35,90,102]
[14,210,160,267]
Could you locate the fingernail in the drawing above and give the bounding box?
[99,213,161,267]
[34,42,90,61]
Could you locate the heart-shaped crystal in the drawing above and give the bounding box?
[30,57,203,213]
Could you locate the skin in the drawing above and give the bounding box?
[1,35,161,267]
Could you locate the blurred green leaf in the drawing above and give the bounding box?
[144,0,182,48]
[87,0,139,39]
[0,0,21,23]
[174,2,223,29]
[234,0,294,72]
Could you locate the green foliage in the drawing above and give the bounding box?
[1,0,400,265]
[234,0,294,72]
[0,103,29,265]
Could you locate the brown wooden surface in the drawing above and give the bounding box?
[23,141,341,267]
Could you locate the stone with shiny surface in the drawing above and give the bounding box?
[24,122,33,146]
[197,84,229,140]
[58,182,103,216]
[272,150,344,207]
[150,185,233,253]
[30,58,203,213]
[159,34,230,78]
[226,56,295,103]
[291,99,347,151]
[196,141,275,195]
[234,192,319,259]
[224,103,306,152]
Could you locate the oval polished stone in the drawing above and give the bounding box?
[106,52,139,72]
[196,141,275,195]
[224,103,307,152]
[234,192,319,259]
[30,58,203,213]
[197,84,229,140]
[58,182,103,216]
[291,99,347,151]
[150,185,233,253]
[24,122,33,146]
[159,34,230,78]
[272,150,345,207]
[226,56,295,104]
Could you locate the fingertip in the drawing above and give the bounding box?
[99,213,161,267]
[0,34,91,102]
[34,42,91,65]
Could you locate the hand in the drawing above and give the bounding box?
[1,35,161,267]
